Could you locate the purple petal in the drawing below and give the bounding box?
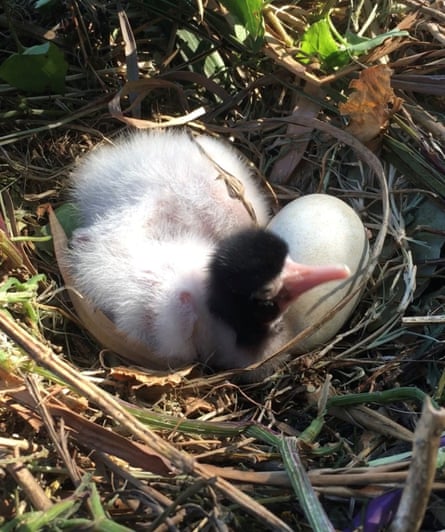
[345,489,402,532]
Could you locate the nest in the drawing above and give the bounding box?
[0,1,444,529]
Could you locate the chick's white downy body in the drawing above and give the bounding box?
[67,130,271,368]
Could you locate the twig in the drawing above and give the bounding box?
[0,310,293,532]
[389,398,445,532]
[6,460,53,511]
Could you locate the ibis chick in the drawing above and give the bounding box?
[67,130,350,370]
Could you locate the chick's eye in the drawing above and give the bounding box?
[252,286,274,300]
[252,276,282,302]
[251,298,280,323]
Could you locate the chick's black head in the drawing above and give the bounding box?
[209,229,288,294]
[207,228,289,348]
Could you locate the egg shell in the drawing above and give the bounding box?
[267,193,369,353]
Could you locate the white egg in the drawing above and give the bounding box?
[267,193,369,353]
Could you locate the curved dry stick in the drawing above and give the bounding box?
[109,78,206,128]
[282,115,389,351]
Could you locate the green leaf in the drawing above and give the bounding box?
[299,17,409,69]
[176,29,226,80]
[0,42,68,94]
[218,0,265,51]
[325,29,408,68]
[345,29,409,54]
[300,19,339,64]
[36,203,81,255]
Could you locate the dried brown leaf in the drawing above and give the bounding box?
[50,405,172,475]
[339,65,403,143]
[184,396,216,415]
[110,365,195,386]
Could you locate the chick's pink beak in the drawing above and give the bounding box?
[276,258,351,311]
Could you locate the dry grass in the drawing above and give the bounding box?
[0,0,445,530]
